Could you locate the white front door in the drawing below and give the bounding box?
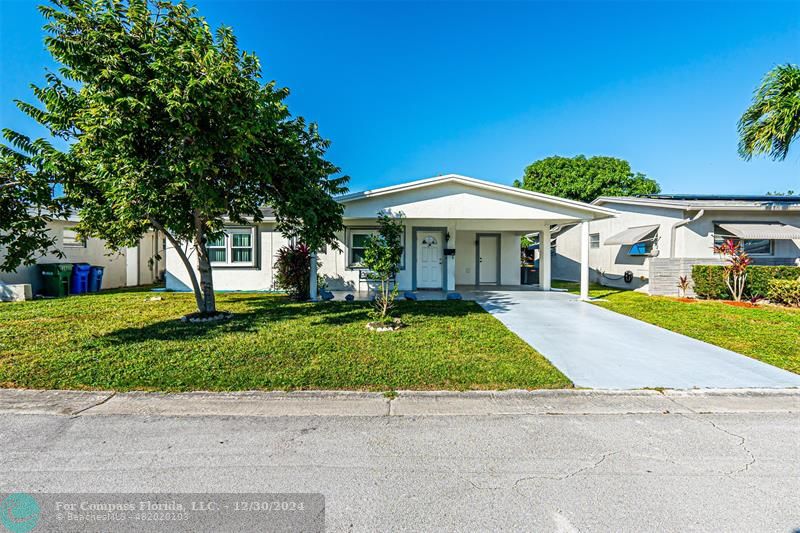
[417,231,443,289]
[478,235,499,284]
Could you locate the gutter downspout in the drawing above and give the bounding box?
[670,209,704,258]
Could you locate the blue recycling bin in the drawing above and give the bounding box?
[70,263,91,295]
[88,266,105,293]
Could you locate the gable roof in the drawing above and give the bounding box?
[339,174,617,218]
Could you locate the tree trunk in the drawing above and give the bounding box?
[193,216,217,314]
[150,218,205,312]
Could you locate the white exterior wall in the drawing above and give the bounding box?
[320,220,529,291]
[553,202,800,292]
[166,220,531,293]
[500,232,522,285]
[165,223,290,291]
[136,231,166,285]
[553,205,683,291]
[678,210,800,258]
[163,176,609,293]
[453,230,523,286]
[0,220,137,294]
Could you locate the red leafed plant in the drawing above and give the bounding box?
[713,239,752,302]
[677,275,691,298]
[274,242,312,300]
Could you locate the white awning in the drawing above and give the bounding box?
[717,222,800,240]
[604,224,659,245]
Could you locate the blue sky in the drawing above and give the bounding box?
[1,0,798,195]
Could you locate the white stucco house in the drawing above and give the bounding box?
[0,217,165,300]
[552,194,800,295]
[165,174,616,299]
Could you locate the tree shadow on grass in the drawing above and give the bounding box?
[99,295,488,346]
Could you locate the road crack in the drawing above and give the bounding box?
[512,450,619,495]
[677,413,756,475]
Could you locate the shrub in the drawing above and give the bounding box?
[692,265,800,299]
[767,279,800,306]
[275,243,313,300]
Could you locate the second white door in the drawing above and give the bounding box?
[417,231,443,289]
[478,235,499,284]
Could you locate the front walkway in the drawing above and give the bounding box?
[472,290,800,389]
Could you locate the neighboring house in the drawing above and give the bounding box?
[553,194,800,295]
[165,174,615,298]
[0,216,165,296]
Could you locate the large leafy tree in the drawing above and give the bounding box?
[0,145,69,272]
[3,0,347,314]
[513,155,660,203]
[738,64,800,161]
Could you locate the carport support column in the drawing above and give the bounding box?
[309,251,318,302]
[580,221,590,301]
[540,225,551,290]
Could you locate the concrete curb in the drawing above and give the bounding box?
[0,388,798,417]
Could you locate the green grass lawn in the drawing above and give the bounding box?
[553,280,800,375]
[0,289,570,392]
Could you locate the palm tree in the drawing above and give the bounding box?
[738,64,800,161]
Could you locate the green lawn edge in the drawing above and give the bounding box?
[0,289,572,392]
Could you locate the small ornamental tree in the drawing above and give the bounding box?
[677,275,691,298]
[362,213,404,322]
[713,239,752,302]
[2,0,347,315]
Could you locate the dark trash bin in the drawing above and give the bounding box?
[88,266,105,293]
[70,263,92,295]
[38,263,73,297]
[520,265,538,285]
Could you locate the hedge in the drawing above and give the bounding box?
[691,265,800,299]
[767,279,800,306]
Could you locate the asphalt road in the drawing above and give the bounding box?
[1,406,798,532]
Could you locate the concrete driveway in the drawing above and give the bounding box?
[472,290,800,389]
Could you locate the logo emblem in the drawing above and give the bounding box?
[0,493,40,533]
